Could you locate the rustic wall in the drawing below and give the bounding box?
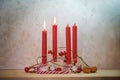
[0,0,120,69]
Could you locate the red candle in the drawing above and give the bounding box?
[42,20,47,64]
[52,17,57,62]
[72,24,77,64]
[66,24,71,64]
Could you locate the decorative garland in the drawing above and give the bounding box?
[24,55,97,74]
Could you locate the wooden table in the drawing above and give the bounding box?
[0,69,120,80]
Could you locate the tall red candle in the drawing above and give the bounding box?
[52,17,57,62]
[66,24,71,64]
[72,24,77,64]
[42,20,47,64]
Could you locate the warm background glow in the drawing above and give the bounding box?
[0,0,120,69]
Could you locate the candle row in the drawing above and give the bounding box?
[66,24,77,64]
[42,17,77,64]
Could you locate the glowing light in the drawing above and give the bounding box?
[54,17,56,24]
[43,20,46,29]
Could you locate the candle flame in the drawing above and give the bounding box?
[54,17,56,24]
[43,20,46,29]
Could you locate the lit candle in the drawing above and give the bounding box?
[72,24,77,64]
[66,24,71,64]
[52,17,57,62]
[42,20,47,64]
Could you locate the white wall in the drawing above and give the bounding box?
[0,0,120,69]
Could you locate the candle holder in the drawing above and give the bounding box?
[24,47,97,74]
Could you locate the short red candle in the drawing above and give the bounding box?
[66,24,71,64]
[72,24,77,64]
[42,20,47,64]
[52,17,57,62]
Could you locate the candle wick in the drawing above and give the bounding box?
[67,24,69,27]
[74,23,76,26]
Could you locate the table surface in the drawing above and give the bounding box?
[0,69,120,78]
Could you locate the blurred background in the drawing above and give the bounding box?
[0,0,120,69]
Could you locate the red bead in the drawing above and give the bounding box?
[55,67,62,71]
[59,52,63,56]
[77,66,82,71]
[76,70,81,73]
[24,67,29,72]
[59,51,67,56]
[48,50,53,54]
